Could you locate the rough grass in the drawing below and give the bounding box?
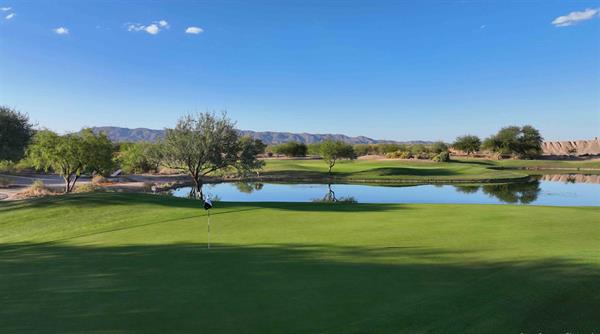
[1,193,599,333]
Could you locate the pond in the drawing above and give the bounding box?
[164,175,600,206]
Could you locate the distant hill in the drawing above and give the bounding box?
[90,126,431,145]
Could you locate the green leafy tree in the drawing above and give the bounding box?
[430,141,449,154]
[452,135,481,156]
[273,141,308,157]
[27,129,115,192]
[353,144,370,156]
[483,125,543,158]
[163,112,263,198]
[117,141,164,174]
[307,143,322,156]
[0,106,34,162]
[319,140,356,174]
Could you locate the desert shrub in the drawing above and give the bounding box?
[385,151,413,159]
[15,180,54,199]
[353,144,370,156]
[0,160,16,173]
[432,151,451,162]
[273,142,308,157]
[92,175,107,185]
[73,183,105,193]
[430,141,449,154]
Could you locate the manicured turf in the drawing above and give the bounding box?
[1,193,599,333]
[261,159,529,182]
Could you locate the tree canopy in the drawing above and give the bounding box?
[27,129,115,192]
[273,141,308,157]
[116,141,164,174]
[319,140,356,174]
[0,106,34,162]
[452,135,481,155]
[162,112,264,198]
[483,125,543,158]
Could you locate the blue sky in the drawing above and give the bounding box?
[0,0,598,141]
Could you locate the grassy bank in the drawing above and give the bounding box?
[259,159,530,183]
[1,193,599,333]
[457,158,600,170]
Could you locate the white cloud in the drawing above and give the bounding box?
[126,20,169,35]
[5,12,14,19]
[145,24,159,35]
[552,8,599,27]
[0,7,11,11]
[53,27,69,35]
[185,26,204,34]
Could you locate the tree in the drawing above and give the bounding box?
[0,106,34,162]
[117,141,164,174]
[430,141,449,154]
[483,125,543,159]
[273,141,307,157]
[27,129,115,192]
[319,140,356,174]
[452,135,481,156]
[162,112,263,198]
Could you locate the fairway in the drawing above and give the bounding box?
[261,159,530,183]
[1,193,599,333]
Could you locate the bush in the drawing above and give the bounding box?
[15,180,54,199]
[385,151,413,159]
[73,183,105,193]
[430,141,449,154]
[0,160,16,173]
[273,142,308,157]
[92,175,107,185]
[432,151,450,162]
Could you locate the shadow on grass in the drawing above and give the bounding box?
[358,167,458,177]
[1,242,598,333]
[0,192,407,214]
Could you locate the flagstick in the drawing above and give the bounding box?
[207,209,211,249]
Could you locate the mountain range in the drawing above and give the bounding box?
[90,126,431,145]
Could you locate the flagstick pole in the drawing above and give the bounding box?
[207,209,211,249]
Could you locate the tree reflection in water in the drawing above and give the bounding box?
[454,180,541,204]
[234,182,264,194]
[313,184,357,203]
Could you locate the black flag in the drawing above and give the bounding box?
[203,198,213,210]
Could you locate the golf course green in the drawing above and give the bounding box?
[260,159,531,183]
[1,193,599,333]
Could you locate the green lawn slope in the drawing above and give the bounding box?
[1,193,599,333]
[260,159,529,183]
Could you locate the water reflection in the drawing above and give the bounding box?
[454,180,541,204]
[164,176,599,206]
[312,184,357,203]
[539,174,600,184]
[234,182,265,194]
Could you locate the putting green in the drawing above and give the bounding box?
[1,193,599,333]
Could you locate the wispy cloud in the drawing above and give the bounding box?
[5,12,14,19]
[127,20,169,35]
[53,27,69,35]
[185,26,204,34]
[0,6,11,11]
[552,8,599,27]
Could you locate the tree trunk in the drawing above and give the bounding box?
[192,175,204,200]
[64,175,71,193]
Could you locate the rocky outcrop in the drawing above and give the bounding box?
[542,139,600,156]
[540,174,600,184]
